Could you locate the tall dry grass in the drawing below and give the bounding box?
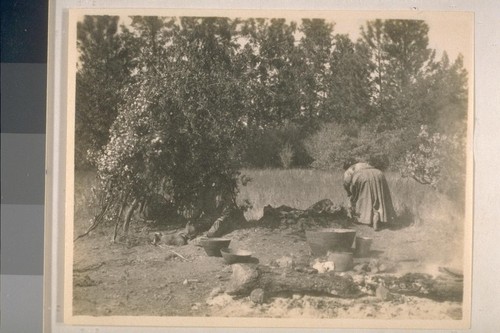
[74,168,465,264]
[74,167,466,267]
[237,168,466,266]
[237,168,464,230]
[237,168,347,220]
[76,168,464,228]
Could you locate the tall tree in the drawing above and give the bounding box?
[75,15,133,168]
[360,19,435,129]
[360,19,388,115]
[425,53,468,134]
[297,19,334,124]
[239,18,301,127]
[325,34,372,123]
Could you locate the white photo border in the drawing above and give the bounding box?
[44,0,493,332]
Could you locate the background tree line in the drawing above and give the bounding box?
[75,16,468,232]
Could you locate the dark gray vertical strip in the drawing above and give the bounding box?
[1,205,44,275]
[1,63,47,133]
[0,0,48,63]
[0,133,46,204]
[0,275,43,333]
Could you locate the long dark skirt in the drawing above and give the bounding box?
[350,168,396,225]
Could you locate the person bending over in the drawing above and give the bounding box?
[343,158,396,231]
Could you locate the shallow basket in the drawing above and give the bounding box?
[220,248,252,264]
[199,238,231,257]
[305,228,356,256]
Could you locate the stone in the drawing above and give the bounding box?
[209,287,223,298]
[293,255,311,267]
[352,274,365,285]
[312,259,335,274]
[225,264,260,295]
[376,285,390,301]
[276,256,294,268]
[353,263,368,273]
[206,294,233,307]
[250,288,266,304]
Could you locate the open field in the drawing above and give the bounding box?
[236,168,464,266]
[71,168,465,320]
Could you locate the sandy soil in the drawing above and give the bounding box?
[72,218,463,320]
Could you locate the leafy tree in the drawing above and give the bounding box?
[75,15,133,168]
[85,17,247,238]
[239,18,301,127]
[403,125,466,204]
[325,34,372,123]
[360,19,388,115]
[297,19,334,123]
[360,19,435,130]
[424,53,468,134]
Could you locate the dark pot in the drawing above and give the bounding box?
[305,228,356,256]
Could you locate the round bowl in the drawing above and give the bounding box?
[199,238,231,257]
[305,228,356,256]
[220,248,252,264]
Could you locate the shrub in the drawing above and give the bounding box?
[304,122,409,170]
[279,143,294,169]
[402,125,466,203]
[242,122,313,169]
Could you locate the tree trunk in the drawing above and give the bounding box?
[113,193,129,241]
[226,264,361,298]
[122,198,139,235]
[225,264,463,302]
[377,272,463,302]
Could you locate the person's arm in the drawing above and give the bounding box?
[343,168,354,197]
[343,168,355,218]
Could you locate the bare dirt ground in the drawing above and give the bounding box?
[72,218,463,320]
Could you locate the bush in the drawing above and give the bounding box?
[242,122,313,169]
[279,143,294,169]
[304,122,409,170]
[402,125,466,203]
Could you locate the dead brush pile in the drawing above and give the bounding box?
[256,199,351,231]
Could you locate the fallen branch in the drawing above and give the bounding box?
[378,272,463,302]
[225,264,463,302]
[73,262,104,273]
[158,245,191,262]
[226,264,361,298]
[74,202,111,242]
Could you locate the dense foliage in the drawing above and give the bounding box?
[75,16,469,232]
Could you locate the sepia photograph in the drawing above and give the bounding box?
[63,8,473,329]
